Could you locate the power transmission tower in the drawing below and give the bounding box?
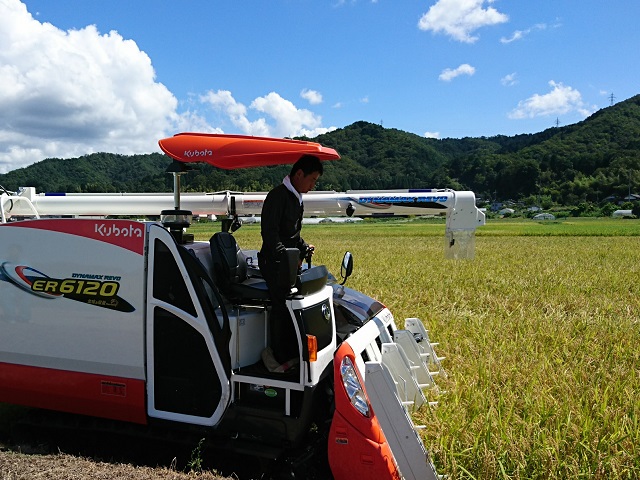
[609,93,616,106]
[555,117,560,128]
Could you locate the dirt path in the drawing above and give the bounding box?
[0,449,231,480]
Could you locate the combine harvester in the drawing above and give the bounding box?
[0,134,485,479]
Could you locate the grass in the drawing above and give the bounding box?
[422,235,640,479]
[191,217,640,479]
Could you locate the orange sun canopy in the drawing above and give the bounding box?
[158,133,340,170]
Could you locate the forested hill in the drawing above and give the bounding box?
[1,94,639,206]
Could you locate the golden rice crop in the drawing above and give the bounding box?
[200,219,640,479]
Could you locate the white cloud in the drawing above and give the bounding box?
[300,89,323,105]
[201,90,336,138]
[0,0,337,174]
[424,131,441,139]
[501,72,518,86]
[0,0,181,173]
[418,0,508,43]
[500,23,547,44]
[508,81,595,119]
[173,110,223,135]
[251,92,329,137]
[439,63,476,81]
[200,90,266,135]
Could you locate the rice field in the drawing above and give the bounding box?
[1,217,637,479]
[206,218,640,479]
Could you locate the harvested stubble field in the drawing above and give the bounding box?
[1,218,639,479]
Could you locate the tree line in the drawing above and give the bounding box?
[2,94,639,212]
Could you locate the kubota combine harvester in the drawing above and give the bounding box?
[0,134,485,479]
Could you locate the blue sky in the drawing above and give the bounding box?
[1,0,639,173]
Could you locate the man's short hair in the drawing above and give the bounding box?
[291,155,323,177]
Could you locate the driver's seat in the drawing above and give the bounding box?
[209,232,270,303]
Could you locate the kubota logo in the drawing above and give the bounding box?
[95,223,143,238]
[183,149,213,158]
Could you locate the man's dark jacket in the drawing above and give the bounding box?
[260,183,308,261]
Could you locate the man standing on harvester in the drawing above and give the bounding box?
[259,155,323,369]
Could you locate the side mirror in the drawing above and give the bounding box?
[340,251,353,285]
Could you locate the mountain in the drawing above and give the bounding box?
[1,94,640,206]
[0,152,172,194]
[469,94,640,204]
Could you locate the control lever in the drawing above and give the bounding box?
[305,245,314,268]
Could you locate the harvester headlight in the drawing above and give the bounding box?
[340,356,370,417]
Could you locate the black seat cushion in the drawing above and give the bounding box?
[228,277,271,302]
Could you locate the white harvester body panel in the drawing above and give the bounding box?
[0,219,146,379]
